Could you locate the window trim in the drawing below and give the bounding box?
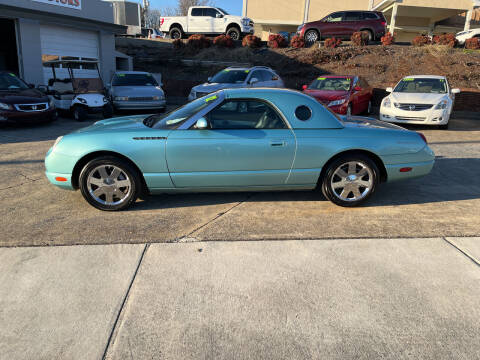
[188,97,291,130]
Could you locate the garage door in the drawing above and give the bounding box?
[40,25,99,84]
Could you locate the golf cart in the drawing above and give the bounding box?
[43,60,113,121]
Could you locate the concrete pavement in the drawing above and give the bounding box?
[1,238,479,359]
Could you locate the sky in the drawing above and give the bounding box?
[148,0,243,15]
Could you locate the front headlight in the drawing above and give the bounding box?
[383,97,391,108]
[52,136,63,150]
[328,98,346,107]
[0,102,12,110]
[242,19,249,26]
[114,96,129,101]
[435,100,448,110]
[103,97,108,103]
[77,97,87,104]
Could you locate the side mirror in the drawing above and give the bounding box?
[249,78,259,85]
[354,86,362,92]
[195,117,208,129]
[451,88,460,94]
[216,13,223,18]
[386,87,393,93]
[302,85,308,90]
[207,77,212,82]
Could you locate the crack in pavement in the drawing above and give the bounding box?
[0,174,42,191]
[443,237,480,267]
[172,193,255,243]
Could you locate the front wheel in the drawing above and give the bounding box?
[72,105,87,122]
[321,154,380,207]
[305,30,319,45]
[79,156,141,211]
[226,27,240,41]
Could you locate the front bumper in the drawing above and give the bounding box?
[45,147,76,190]
[380,106,449,126]
[113,100,166,110]
[241,25,254,34]
[0,108,57,124]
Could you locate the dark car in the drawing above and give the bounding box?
[302,75,373,116]
[0,72,57,125]
[297,11,387,43]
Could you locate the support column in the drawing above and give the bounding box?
[303,0,311,24]
[389,3,398,35]
[427,22,435,37]
[242,0,248,17]
[464,8,473,31]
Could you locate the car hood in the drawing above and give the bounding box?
[193,82,245,93]
[111,86,164,97]
[389,92,447,104]
[0,88,49,104]
[304,90,349,103]
[341,116,406,130]
[73,115,151,133]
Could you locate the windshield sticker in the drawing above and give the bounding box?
[223,69,230,72]
[117,74,126,77]
[205,95,218,103]
[317,77,326,80]
[245,70,250,73]
[403,78,414,81]
[9,73,16,77]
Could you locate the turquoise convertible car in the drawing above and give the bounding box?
[45,88,435,211]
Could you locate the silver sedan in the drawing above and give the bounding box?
[109,71,166,112]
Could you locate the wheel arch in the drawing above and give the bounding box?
[71,150,148,193]
[169,23,184,32]
[318,149,388,186]
[359,28,374,39]
[226,22,241,31]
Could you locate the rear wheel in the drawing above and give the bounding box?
[321,154,380,207]
[362,29,374,42]
[79,156,141,211]
[72,105,87,122]
[169,27,183,40]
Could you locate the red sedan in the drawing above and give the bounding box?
[302,75,373,116]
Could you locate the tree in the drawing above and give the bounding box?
[144,9,162,29]
[176,0,214,16]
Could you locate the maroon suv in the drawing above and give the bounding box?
[297,10,387,43]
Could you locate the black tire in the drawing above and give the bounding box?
[321,154,380,207]
[226,27,241,41]
[103,103,113,119]
[169,27,183,40]
[363,29,374,42]
[72,105,87,122]
[79,156,141,211]
[305,29,319,44]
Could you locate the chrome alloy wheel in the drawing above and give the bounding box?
[305,30,319,43]
[86,165,131,206]
[330,161,373,202]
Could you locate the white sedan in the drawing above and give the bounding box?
[456,28,480,46]
[380,75,460,130]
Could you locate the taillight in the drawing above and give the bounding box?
[417,132,427,144]
[381,21,387,27]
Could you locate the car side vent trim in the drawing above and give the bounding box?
[133,137,167,140]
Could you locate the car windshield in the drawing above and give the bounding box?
[112,73,158,87]
[308,77,351,91]
[209,69,248,84]
[394,78,447,94]
[217,8,229,15]
[0,73,29,91]
[144,94,216,129]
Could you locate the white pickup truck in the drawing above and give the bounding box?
[160,6,254,41]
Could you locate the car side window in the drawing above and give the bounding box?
[205,8,219,17]
[363,12,378,20]
[249,71,261,83]
[204,100,287,130]
[260,70,274,82]
[325,12,344,22]
[191,8,202,16]
[345,12,363,21]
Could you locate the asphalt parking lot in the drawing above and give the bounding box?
[0,114,479,247]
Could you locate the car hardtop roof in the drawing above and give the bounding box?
[221,87,304,97]
[43,59,99,66]
[317,75,355,79]
[225,66,274,72]
[402,75,446,80]
[115,71,151,75]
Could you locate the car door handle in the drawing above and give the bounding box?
[270,140,286,147]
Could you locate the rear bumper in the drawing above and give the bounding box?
[385,160,435,182]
